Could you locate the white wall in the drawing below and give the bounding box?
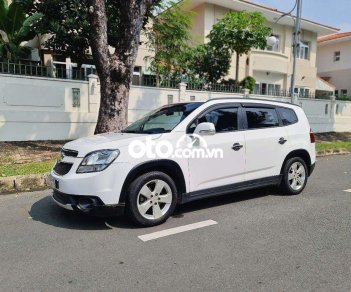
[1,74,351,141]
[317,40,351,73]
[317,40,351,95]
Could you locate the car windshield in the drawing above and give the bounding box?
[122,102,203,134]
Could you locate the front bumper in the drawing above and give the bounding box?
[52,190,125,217]
[49,161,133,205]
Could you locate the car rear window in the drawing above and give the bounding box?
[245,107,279,129]
[277,107,298,126]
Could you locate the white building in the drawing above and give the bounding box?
[317,32,351,98]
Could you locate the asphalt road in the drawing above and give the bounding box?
[1,155,351,291]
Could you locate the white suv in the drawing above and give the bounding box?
[50,98,316,226]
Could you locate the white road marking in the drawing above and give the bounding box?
[138,219,218,242]
[344,189,351,193]
[105,222,115,229]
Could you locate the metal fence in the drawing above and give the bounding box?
[0,62,96,81]
[187,82,242,93]
[132,75,179,89]
[132,76,243,93]
[1,62,345,100]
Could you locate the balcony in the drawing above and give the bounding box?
[250,50,290,75]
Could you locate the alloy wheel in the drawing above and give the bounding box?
[137,179,173,220]
[288,162,306,191]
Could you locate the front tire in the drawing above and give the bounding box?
[126,171,178,227]
[280,157,308,195]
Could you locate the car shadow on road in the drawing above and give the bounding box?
[29,196,114,230]
[173,187,278,217]
[29,188,278,231]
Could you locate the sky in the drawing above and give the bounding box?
[254,0,351,32]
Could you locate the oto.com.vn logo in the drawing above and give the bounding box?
[128,134,224,159]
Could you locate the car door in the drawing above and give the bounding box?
[187,104,246,192]
[243,104,289,181]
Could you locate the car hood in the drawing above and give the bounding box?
[63,132,161,157]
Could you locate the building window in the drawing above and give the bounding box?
[132,66,141,85]
[335,90,339,97]
[341,89,348,97]
[295,87,310,98]
[254,83,260,94]
[255,83,281,96]
[267,35,280,52]
[72,88,80,107]
[268,84,281,95]
[167,95,174,104]
[334,51,341,62]
[298,41,310,60]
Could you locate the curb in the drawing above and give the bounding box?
[0,173,50,194]
[1,151,351,195]
[316,149,351,157]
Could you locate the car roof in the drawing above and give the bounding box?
[206,97,301,108]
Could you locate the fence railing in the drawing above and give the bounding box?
[187,82,242,93]
[132,76,243,93]
[1,62,344,100]
[0,62,96,81]
[132,75,179,89]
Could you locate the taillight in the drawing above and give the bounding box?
[310,129,315,143]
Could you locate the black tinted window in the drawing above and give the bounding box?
[245,107,279,129]
[277,107,298,126]
[199,107,238,133]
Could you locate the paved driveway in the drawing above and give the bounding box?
[0,155,351,291]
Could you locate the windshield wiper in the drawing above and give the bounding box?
[121,130,140,133]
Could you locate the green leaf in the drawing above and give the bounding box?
[5,0,26,37]
[15,12,43,43]
[0,0,8,32]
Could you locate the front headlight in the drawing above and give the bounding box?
[76,149,120,173]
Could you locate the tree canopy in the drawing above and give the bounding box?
[0,0,42,61]
[208,11,271,81]
[144,0,193,84]
[182,44,231,84]
[28,0,160,65]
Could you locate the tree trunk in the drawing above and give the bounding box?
[235,51,240,83]
[88,0,157,134]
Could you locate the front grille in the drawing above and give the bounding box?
[62,149,78,157]
[54,162,73,176]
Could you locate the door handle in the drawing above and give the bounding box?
[232,143,243,151]
[279,137,287,145]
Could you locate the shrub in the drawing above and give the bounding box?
[240,76,256,93]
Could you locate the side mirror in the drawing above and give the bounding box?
[194,122,216,136]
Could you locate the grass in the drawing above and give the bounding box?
[316,141,351,152]
[0,160,55,177]
[0,141,350,177]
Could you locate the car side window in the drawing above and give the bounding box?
[277,107,298,126]
[245,107,279,129]
[188,107,239,133]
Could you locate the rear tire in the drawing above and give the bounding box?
[280,157,308,195]
[126,171,178,227]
